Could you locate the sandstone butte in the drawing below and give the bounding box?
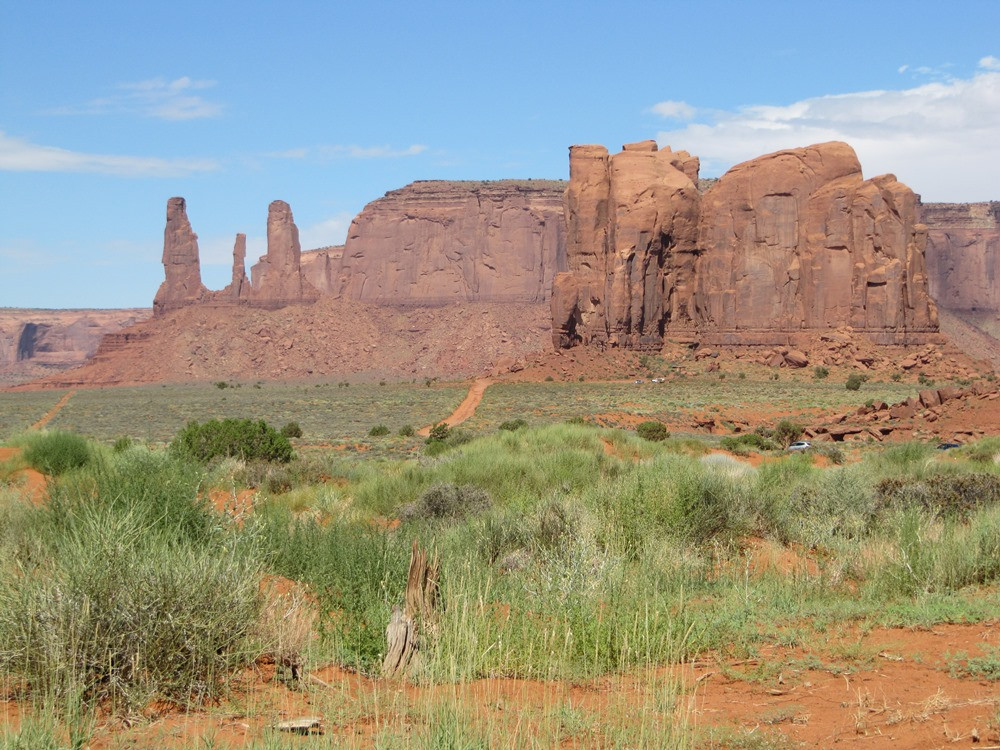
[551,140,939,350]
[125,139,1000,374]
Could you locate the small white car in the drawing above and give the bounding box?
[786,441,812,451]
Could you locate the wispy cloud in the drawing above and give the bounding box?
[51,76,223,121]
[652,63,1000,201]
[650,100,696,120]
[980,55,1000,71]
[265,144,428,160]
[0,131,219,177]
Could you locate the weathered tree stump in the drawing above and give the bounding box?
[382,539,439,678]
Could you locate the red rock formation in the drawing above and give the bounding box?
[921,202,1000,311]
[693,142,937,344]
[554,140,939,349]
[153,197,209,315]
[551,141,701,349]
[336,180,565,304]
[250,201,320,308]
[219,233,249,301]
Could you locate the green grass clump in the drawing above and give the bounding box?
[720,432,779,453]
[20,430,92,476]
[0,445,263,712]
[171,418,293,464]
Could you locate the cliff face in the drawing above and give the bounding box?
[553,141,939,349]
[922,202,1000,311]
[551,141,701,349]
[0,308,151,384]
[335,180,565,304]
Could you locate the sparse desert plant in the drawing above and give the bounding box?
[368,424,390,437]
[398,424,415,437]
[427,422,451,443]
[636,421,670,442]
[814,365,830,379]
[170,418,293,464]
[773,418,804,447]
[280,421,303,439]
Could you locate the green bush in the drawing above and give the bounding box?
[112,435,133,453]
[368,424,390,437]
[720,433,779,453]
[875,473,1000,520]
[280,421,303,439]
[813,366,829,379]
[499,419,528,432]
[845,372,866,391]
[636,421,670,442]
[170,419,293,464]
[773,419,804,447]
[398,424,415,437]
[21,430,93,476]
[427,422,451,443]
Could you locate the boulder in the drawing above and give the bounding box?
[784,350,809,367]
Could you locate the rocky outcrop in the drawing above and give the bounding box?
[153,197,209,315]
[553,141,939,349]
[335,180,565,305]
[0,308,150,384]
[552,141,701,348]
[250,201,320,308]
[152,198,318,314]
[922,202,1000,312]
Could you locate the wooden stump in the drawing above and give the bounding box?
[382,540,439,678]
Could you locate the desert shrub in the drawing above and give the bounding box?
[427,422,451,443]
[498,418,528,432]
[406,482,492,520]
[0,449,262,711]
[534,500,578,551]
[476,511,532,566]
[918,373,935,386]
[21,430,92,476]
[845,372,866,391]
[773,419,804,447]
[280,421,303,439]
[891,372,903,382]
[813,366,829,379]
[544,375,554,382]
[368,424,390,437]
[214,381,229,389]
[960,436,1000,464]
[720,433,779,453]
[874,473,1000,520]
[813,443,845,465]
[170,418,293,464]
[636,421,670,442]
[398,424,415,437]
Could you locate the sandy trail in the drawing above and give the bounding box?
[30,389,76,430]
[417,378,492,436]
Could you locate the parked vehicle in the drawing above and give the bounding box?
[786,441,812,451]
[936,442,961,450]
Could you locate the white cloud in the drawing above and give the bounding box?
[52,76,223,121]
[0,131,219,177]
[654,69,1000,201]
[299,213,353,249]
[318,144,428,159]
[651,100,696,120]
[980,55,1000,71]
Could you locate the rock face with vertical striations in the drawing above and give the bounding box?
[551,141,701,349]
[335,180,565,304]
[153,197,209,315]
[921,202,1000,312]
[553,140,939,349]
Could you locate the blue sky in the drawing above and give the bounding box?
[2,0,999,308]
